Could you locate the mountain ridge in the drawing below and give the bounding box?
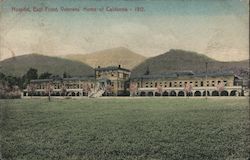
[131,49,249,77]
[0,54,94,77]
[0,49,248,78]
[63,47,146,69]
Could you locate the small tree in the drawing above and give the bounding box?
[27,83,36,98]
[217,82,225,92]
[45,82,54,101]
[184,83,193,97]
[61,85,67,97]
[12,85,21,98]
[82,83,91,96]
[0,81,6,98]
[129,82,138,96]
[156,85,163,95]
[105,84,113,96]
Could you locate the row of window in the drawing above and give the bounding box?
[36,82,126,90]
[37,83,94,89]
[141,80,228,88]
[96,72,129,79]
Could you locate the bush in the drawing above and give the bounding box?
[0,91,21,99]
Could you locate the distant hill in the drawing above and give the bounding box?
[63,47,146,70]
[0,54,94,77]
[131,49,249,77]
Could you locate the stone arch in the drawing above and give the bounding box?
[194,91,201,96]
[53,92,57,96]
[230,90,237,96]
[55,92,60,96]
[77,92,80,96]
[155,92,161,96]
[212,91,219,96]
[202,91,210,96]
[170,90,176,96]
[140,91,146,96]
[72,92,76,96]
[162,91,168,96]
[186,92,193,96]
[220,90,228,96]
[148,91,154,96]
[61,92,66,96]
[178,91,185,96]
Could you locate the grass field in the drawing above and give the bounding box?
[0,98,249,160]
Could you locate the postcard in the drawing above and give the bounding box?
[0,0,249,159]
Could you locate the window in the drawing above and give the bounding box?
[155,82,157,87]
[195,81,198,87]
[212,81,215,87]
[179,82,182,87]
[201,81,204,87]
[169,82,172,87]
[119,73,123,78]
[174,82,177,87]
[224,80,227,86]
[207,81,209,87]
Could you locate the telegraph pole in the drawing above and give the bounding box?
[205,62,208,100]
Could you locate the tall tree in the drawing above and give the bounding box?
[26,68,38,81]
[0,72,5,80]
[39,72,52,79]
[22,68,38,87]
[63,72,71,78]
[144,66,150,75]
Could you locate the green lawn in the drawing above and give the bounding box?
[0,98,249,160]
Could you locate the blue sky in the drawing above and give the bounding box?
[0,0,249,61]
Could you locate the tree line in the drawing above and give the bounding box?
[0,68,71,98]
